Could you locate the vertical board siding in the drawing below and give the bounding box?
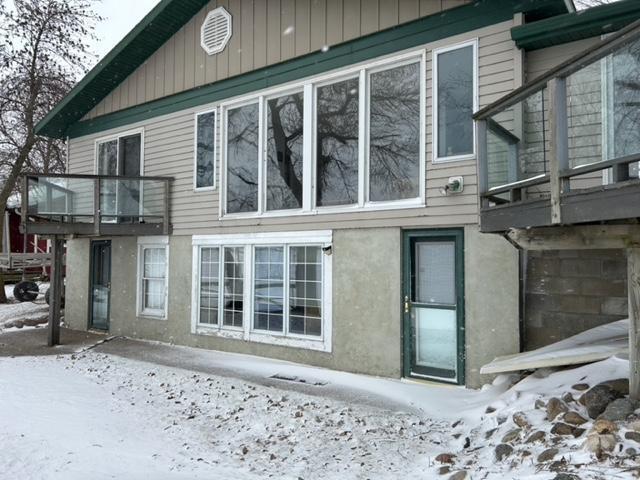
[84,0,471,120]
[71,19,515,235]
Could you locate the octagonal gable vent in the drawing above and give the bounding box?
[200,7,232,56]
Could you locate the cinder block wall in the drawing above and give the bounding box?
[524,249,627,350]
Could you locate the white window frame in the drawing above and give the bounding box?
[193,108,217,192]
[136,236,169,319]
[94,127,145,175]
[432,39,478,164]
[191,231,333,352]
[219,49,427,220]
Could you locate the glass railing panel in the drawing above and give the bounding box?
[98,178,166,224]
[27,177,94,222]
[485,88,548,191]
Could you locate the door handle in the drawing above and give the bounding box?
[404,295,410,314]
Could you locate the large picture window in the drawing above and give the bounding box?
[221,52,427,217]
[368,62,421,201]
[226,103,259,214]
[195,110,216,190]
[192,232,332,351]
[266,93,304,211]
[316,78,360,207]
[137,238,168,319]
[433,41,477,162]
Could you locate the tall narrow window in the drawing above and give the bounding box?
[253,246,284,332]
[435,43,475,161]
[316,78,360,207]
[199,247,220,325]
[195,111,216,189]
[226,103,259,213]
[222,246,244,328]
[266,93,304,211]
[369,62,421,201]
[289,246,322,336]
[139,245,167,318]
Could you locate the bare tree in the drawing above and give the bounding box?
[0,0,100,303]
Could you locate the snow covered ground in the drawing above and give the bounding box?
[0,282,49,331]
[0,343,638,479]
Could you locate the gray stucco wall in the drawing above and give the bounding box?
[64,225,520,388]
[464,226,520,388]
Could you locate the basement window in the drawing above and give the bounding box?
[192,231,332,352]
[137,237,169,319]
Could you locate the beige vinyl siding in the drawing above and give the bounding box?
[69,19,517,235]
[83,0,471,120]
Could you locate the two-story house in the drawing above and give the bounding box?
[30,0,640,388]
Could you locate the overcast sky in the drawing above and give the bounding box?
[91,0,161,63]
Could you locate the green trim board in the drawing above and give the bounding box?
[402,229,465,385]
[512,0,640,51]
[37,0,571,140]
[36,0,211,139]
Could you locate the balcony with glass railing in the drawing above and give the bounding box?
[22,174,172,236]
[476,19,640,233]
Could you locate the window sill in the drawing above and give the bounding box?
[194,186,216,193]
[137,311,167,320]
[221,198,425,221]
[433,154,476,164]
[194,325,331,353]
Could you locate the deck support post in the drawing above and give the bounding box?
[547,77,569,225]
[629,247,640,400]
[47,235,64,347]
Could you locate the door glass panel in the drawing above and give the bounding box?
[90,242,111,330]
[415,241,455,305]
[414,308,457,372]
[118,134,142,219]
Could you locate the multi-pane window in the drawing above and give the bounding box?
[434,42,476,161]
[369,62,421,201]
[288,246,322,336]
[222,53,427,217]
[226,103,259,213]
[223,247,244,328]
[253,246,284,332]
[138,244,168,318]
[199,247,220,325]
[194,239,327,344]
[266,93,304,211]
[195,111,216,190]
[316,78,360,207]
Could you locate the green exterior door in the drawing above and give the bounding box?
[403,230,464,384]
[89,240,111,330]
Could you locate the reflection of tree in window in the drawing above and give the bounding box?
[196,112,215,188]
[226,104,259,213]
[611,39,640,176]
[437,46,473,158]
[267,93,304,210]
[369,62,421,201]
[316,78,359,206]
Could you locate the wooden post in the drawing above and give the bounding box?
[629,247,640,400]
[547,77,569,225]
[47,235,64,347]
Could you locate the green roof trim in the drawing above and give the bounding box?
[512,0,640,51]
[35,0,211,138]
[38,0,571,140]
